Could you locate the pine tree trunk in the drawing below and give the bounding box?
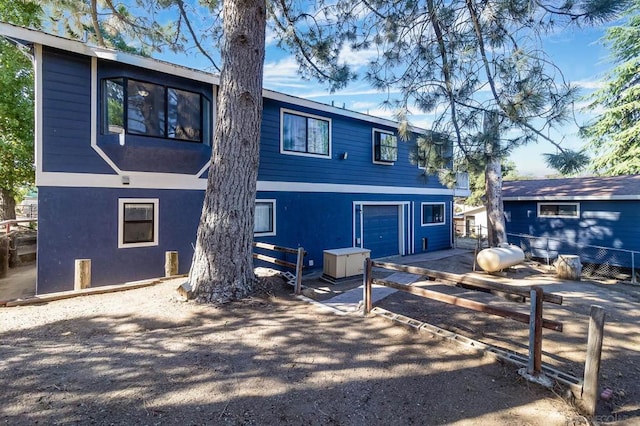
[482,111,506,247]
[485,156,506,247]
[188,0,266,303]
[0,188,16,221]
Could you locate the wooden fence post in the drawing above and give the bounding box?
[363,257,373,314]
[0,236,8,279]
[74,259,91,290]
[528,286,544,375]
[165,251,179,277]
[582,305,606,416]
[294,247,304,295]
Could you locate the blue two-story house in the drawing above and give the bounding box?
[0,23,469,294]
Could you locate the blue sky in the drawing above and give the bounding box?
[159,9,617,178]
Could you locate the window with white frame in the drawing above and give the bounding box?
[118,199,159,248]
[254,200,276,236]
[537,202,580,218]
[373,129,398,164]
[421,202,445,226]
[281,109,331,157]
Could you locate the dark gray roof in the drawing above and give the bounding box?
[502,175,640,200]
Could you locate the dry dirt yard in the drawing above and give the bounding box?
[1,256,638,426]
[0,272,587,426]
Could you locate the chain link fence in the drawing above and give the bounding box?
[455,225,638,284]
[507,232,638,284]
[16,203,38,219]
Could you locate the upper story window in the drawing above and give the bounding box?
[537,202,580,218]
[102,77,211,144]
[373,129,398,164]
[281,109,331,158]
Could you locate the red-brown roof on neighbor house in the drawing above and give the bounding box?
[502,175,640,200]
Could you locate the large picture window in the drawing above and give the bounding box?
[118,199,159,248]
[373,129,398,163]
[103,78,211,144]
[421,202,445,226]
[537,203,579,218]
[281,109,331,157]
[254,200,276,236]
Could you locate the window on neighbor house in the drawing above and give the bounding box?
[281,110,330,157]
[254,200,276,236]
[103,78,211,144]
[373,129,398,163]
[421,202,445,226]
[119,199,159,248]
[537,203,579,218]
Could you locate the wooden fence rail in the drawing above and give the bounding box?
[1,218,38,234]
[253,242,305,295]
[364,258,563,377]
[364,258,606,414]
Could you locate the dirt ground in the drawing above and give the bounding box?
[0,253,638,425]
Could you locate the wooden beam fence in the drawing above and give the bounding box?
[364,258,562,378]
[1,219,37,234]
[364,258,607,414]
[253,242,305,295]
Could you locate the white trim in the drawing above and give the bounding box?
[504,195,640,201]
[280,108,332,159]
[258,181,458,195]
[34,44,43,185]
[254,199,276,237]
[420,202,446,227]
[38,171,206,189]
[266,88,423,132]
[0,23,219,85]
[537,202,580,219]
[118,198,160,248]
[353,201,410,256]
[371,128,397,165]
[36,172,462,195]
[91,57,122,174]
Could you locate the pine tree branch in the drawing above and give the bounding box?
[175,0,220,72]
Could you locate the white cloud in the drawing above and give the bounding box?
[338,44,379,69]
[573,79,605,90]
[263,57,306,90]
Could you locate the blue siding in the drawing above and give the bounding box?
[42,48,115,174]
[37,187,204,294]
[258,98,445,189]
[504,200,640,266]
[256,192,452,269]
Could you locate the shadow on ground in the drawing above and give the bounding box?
[1,279,578,425]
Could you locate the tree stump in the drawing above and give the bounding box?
[556,255,582,281]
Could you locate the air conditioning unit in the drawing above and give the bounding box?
[322,247,371,282]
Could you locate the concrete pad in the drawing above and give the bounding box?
[323,271,421,313]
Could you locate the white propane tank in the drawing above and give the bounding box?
[476,243,525,272]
